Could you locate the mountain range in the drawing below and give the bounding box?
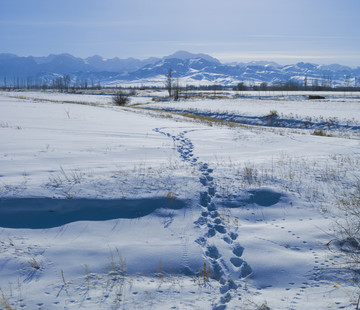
[0,51,359,87]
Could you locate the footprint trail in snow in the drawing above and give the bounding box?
[154,127,252,309]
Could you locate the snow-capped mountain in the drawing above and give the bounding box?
[163,50,221,64]
[0,51,359,87]
[85,55,160,72]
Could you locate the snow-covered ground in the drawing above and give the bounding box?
[0,91,359,309]
[143,92,360,135]
[145,95,360,122]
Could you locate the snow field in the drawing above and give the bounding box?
[144,92,360,135]
[146,97,360,122]
[0,91,360,309]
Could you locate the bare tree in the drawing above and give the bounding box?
[173,78,180,100]
[64,75,71,91]
[112,92,129,106]
[166,69,173,98]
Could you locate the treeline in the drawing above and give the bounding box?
[1,76,360,92]
[0,75,101,91]
[234,78,360,92]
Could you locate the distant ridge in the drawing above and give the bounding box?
[164,50,221,64]
[0,51,359,87]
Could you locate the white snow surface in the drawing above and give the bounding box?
[0,91,360,309]
[144,93,360,126]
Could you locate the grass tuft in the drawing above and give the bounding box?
[312,129,333,137]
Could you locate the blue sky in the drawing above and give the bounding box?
[1,0,359,66]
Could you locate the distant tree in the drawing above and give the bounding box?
[64,75,71,91]
[345,75,352,88]
[173,78,180,101]
[327,75,333,89]
[321,75,331,89]
[356,77,360,90]
[284,80,300,91]
[260,82,268,91]
[166,69,173,98]
[236,82,247,91]
[312,79,320,91]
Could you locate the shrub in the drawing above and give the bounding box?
[112,92,129,106]
[267,110,279,118]
[263,110,279,125]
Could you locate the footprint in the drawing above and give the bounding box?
[200,192,211,207]
[195,217,207,226]
[201,211,208,217]
[230,257,243,267]
[211,261,224,280]
[206,245,221,259]
[239,262,252,278]
[220,292,232,303]
[201,163,209,171]
[227,279,238,290]
[208,187,216,197]
[223,236,233,244]
[195,237,206,246]
[207,203,217,212]
[214,218,222,224]
[214,225,226,234]
[200,176,208,186]
[207,228,216,237]
[210,211,219,218]
[232,244,244,257]
[229,232,238,241]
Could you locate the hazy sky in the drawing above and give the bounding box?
[1,0,359,66]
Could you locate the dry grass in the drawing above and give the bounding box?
[0,294,16,310]
[8,95,102,107]
[28,257,42,270]
[312,129,333,137]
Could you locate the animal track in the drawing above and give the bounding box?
[269,218,327,306]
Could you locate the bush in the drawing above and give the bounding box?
[267,110,279,118]
[112,93,129,106]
